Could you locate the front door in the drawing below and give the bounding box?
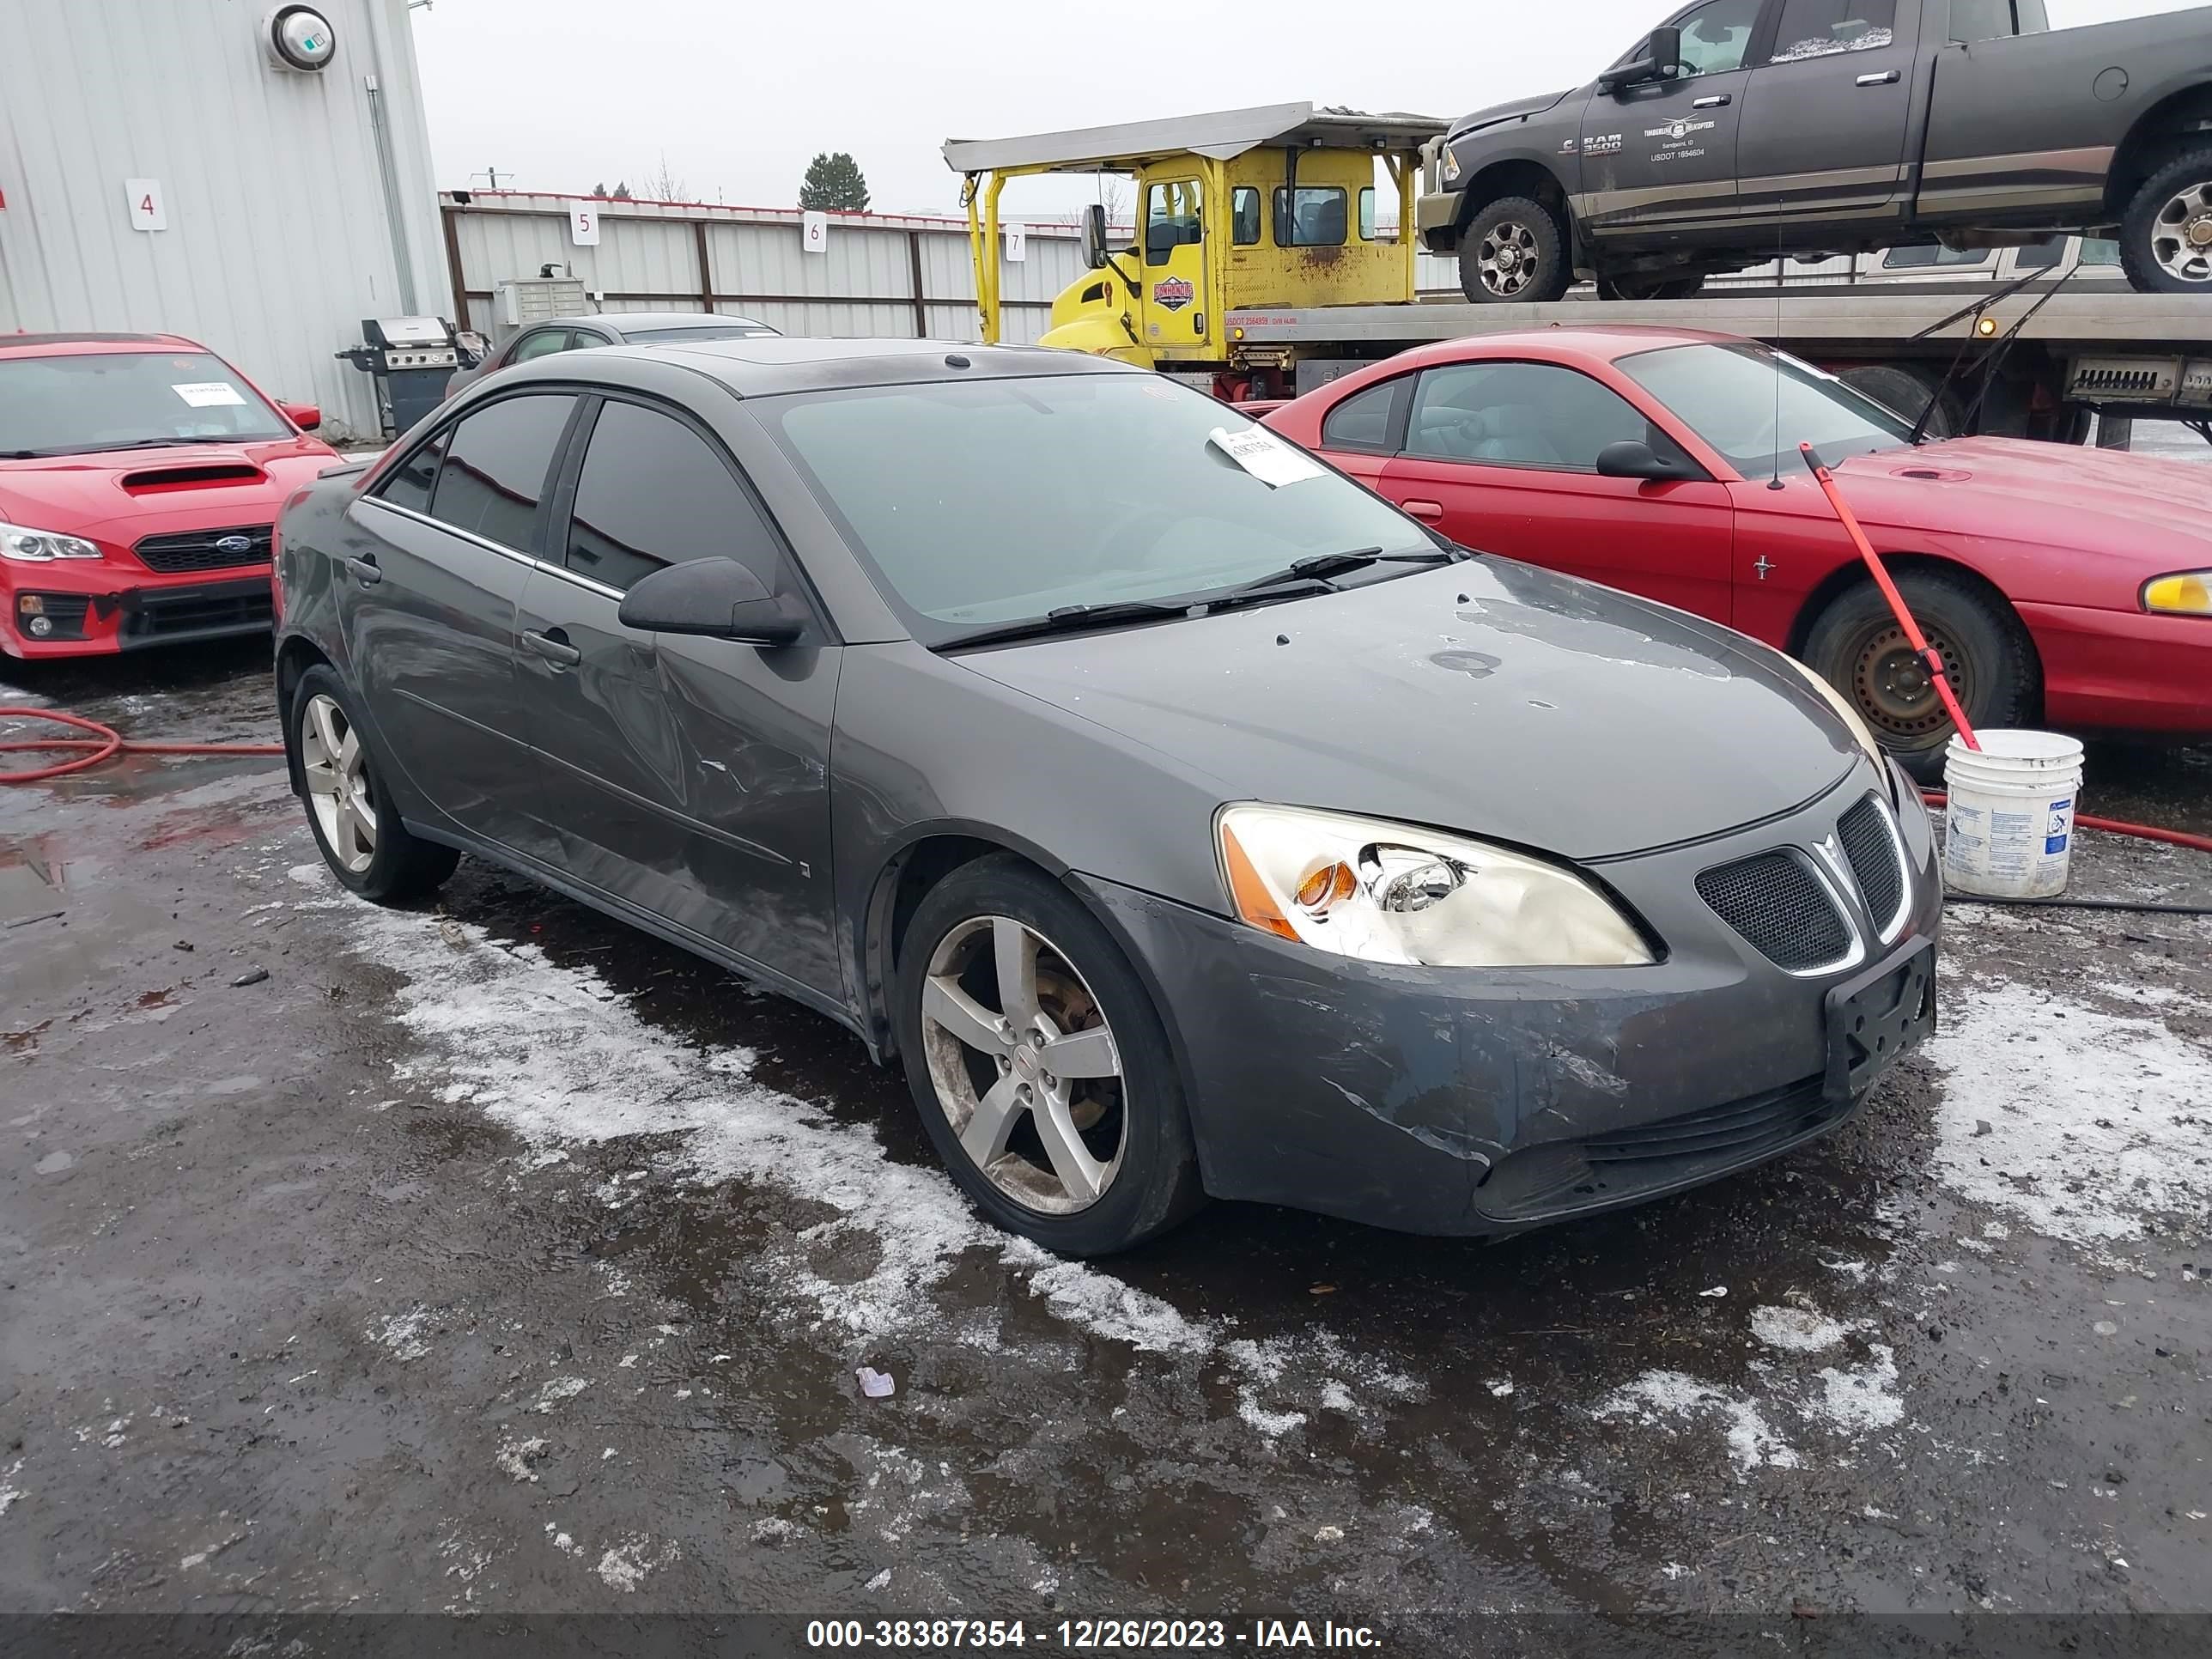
[1738,0,1917,222]
[1580,0,1764,236]
[1376,360,1735,622]
[1139,176,1207,350]
[339,391,579,849]
[516,393,841,999]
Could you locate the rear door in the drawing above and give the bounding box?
[342,391,578,848]
[516,393,841,997]
[1737,0,1917,222]
[1580,0,1764,235]
[1376,359,1735,621]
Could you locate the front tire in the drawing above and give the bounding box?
[1802,570,2039,783]
[1458,196,1571,304]
[2120,148,2212,294]
[289,665,459,902]
[894,855,1204,1256]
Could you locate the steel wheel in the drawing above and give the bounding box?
[1478,221,1540,298]
[300,691,377,874]
[918,915,1126,1215]
[2150,179,2212,285]
[1847,620,1971,744]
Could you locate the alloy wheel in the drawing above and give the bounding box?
[1478,222,1540,298]
[918,915,1126,1214]
[2150,180,2212,285]
[300,692,377,874]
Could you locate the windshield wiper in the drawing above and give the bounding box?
[1224,544,1462,594]
[59,436,258,456]
[941,598,1199,651]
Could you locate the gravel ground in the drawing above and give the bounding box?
[2,642,2207,1650]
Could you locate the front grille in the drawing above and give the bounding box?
[1697,850,1851,971]
[1479,1075,1850,1221]
[1838,794,1905,933]
[132,525,274,574]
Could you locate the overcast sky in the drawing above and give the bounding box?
[410,0,2204,218]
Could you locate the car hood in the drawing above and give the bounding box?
[953,559,1859,862]
[1817,437,2212,566]
[0,440,337,541]
[1450,89,1573,138]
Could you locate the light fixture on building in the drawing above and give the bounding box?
[264,4,337,72]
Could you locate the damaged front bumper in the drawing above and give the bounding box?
[1075,763,1942,1237]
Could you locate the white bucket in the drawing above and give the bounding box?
[1942,730,2086,899]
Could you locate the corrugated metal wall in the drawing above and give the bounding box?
[445,195,1098,346]
[0,0,445,441]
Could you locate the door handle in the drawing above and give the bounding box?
[1856,70,1899,86]
[522,628,582,669]
[343,553,381,586]
[1402,499,1445,521]
[1692,94,1731,108]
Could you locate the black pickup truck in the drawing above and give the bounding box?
[1419,0,2212,301]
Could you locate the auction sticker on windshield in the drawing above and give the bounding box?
[1208,425,1322,489]
[172,381,247,408]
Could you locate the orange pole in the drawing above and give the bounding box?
[1798,442,1979,751]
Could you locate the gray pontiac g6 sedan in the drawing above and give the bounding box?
[273,337,1940,1256]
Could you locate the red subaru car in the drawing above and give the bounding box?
[0,332,340,660]
[1265,327,2212,775]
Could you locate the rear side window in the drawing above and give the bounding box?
[508,330,572,364]
[1273,185,1347,248]
[1231,187,1261,246]
[378,430,447,513]
[565,399,782,593]
[1950,0,2045,41]
[428,394,577,552]
[1320,378,1407,453]
[1770,0,1896,61]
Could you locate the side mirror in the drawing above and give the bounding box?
[617,556,806,646]
[1598,25,1680,91]
[279,400,323,432]
[1081,203,1109,270]
[1596,439,1697,482]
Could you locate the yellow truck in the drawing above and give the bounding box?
[943,103,1445,400]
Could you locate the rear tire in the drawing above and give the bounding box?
[2120,148,2212,294]
[894,855,1205,1256]
[1458,197,1571,304]
[1595,270,1705,301]
[1839,362,1959,439]
[1802,570,2039,783]
[289,665,459,902]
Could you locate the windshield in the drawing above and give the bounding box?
[1616,342,1913,474]
[0,351,291,456]
[757,373,1437,642]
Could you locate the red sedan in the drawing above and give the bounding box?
[0,332,339,659]
[1264,327,2212,775]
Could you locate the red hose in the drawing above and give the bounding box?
[0,707,283,783]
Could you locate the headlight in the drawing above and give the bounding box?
[1217,805,1653,968]
[1778,652,1887,780]
[0,520,102,562]
[1440,145,1462,184]
[2143,570,2210,616]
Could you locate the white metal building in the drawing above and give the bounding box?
[0,0,446,441]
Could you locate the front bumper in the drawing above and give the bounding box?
[1077,763,1942,1237]
[2017,601,2212,735]
[1415,188,1463,248]
[1,565,273,659]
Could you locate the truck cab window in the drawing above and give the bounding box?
[1771,0,1896,61]
[1671,0,1764,76]
[1273,185,1348,247]
[1950,0,2042,41]
[1144,182,1201,266]
[1232,187,1261,246]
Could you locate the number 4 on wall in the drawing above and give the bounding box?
[125,178,168,231]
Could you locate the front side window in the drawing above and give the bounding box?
[758,374,1434,642]
[1882,243,1992,269]
[1672,0,1765,75]
[427,393,577,552]
[1404,362,1653,471]
[1619,342,1910,473]
[1950,0,2045,41]
[2012,235,2066,271]
[1231,187,1261,246]
[378,430,448,513]
[1144,180,1201,266]
[508,330,573,364]
[565,399,781,593]
[1770,0,1896,61]
[1273,185,1347,248]
[0,350,291,457]
[2078,235,2121,267]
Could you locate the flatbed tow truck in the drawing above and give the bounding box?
[946,104,2212,447]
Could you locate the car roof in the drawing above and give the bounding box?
[550,336,1137,398]
[532,312,775,336]
[0,331,205,359]
[1396,324,1747,368]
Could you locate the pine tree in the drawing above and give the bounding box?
[798,152,870,213]
[611,182,632,201]
[591,180,608,198]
